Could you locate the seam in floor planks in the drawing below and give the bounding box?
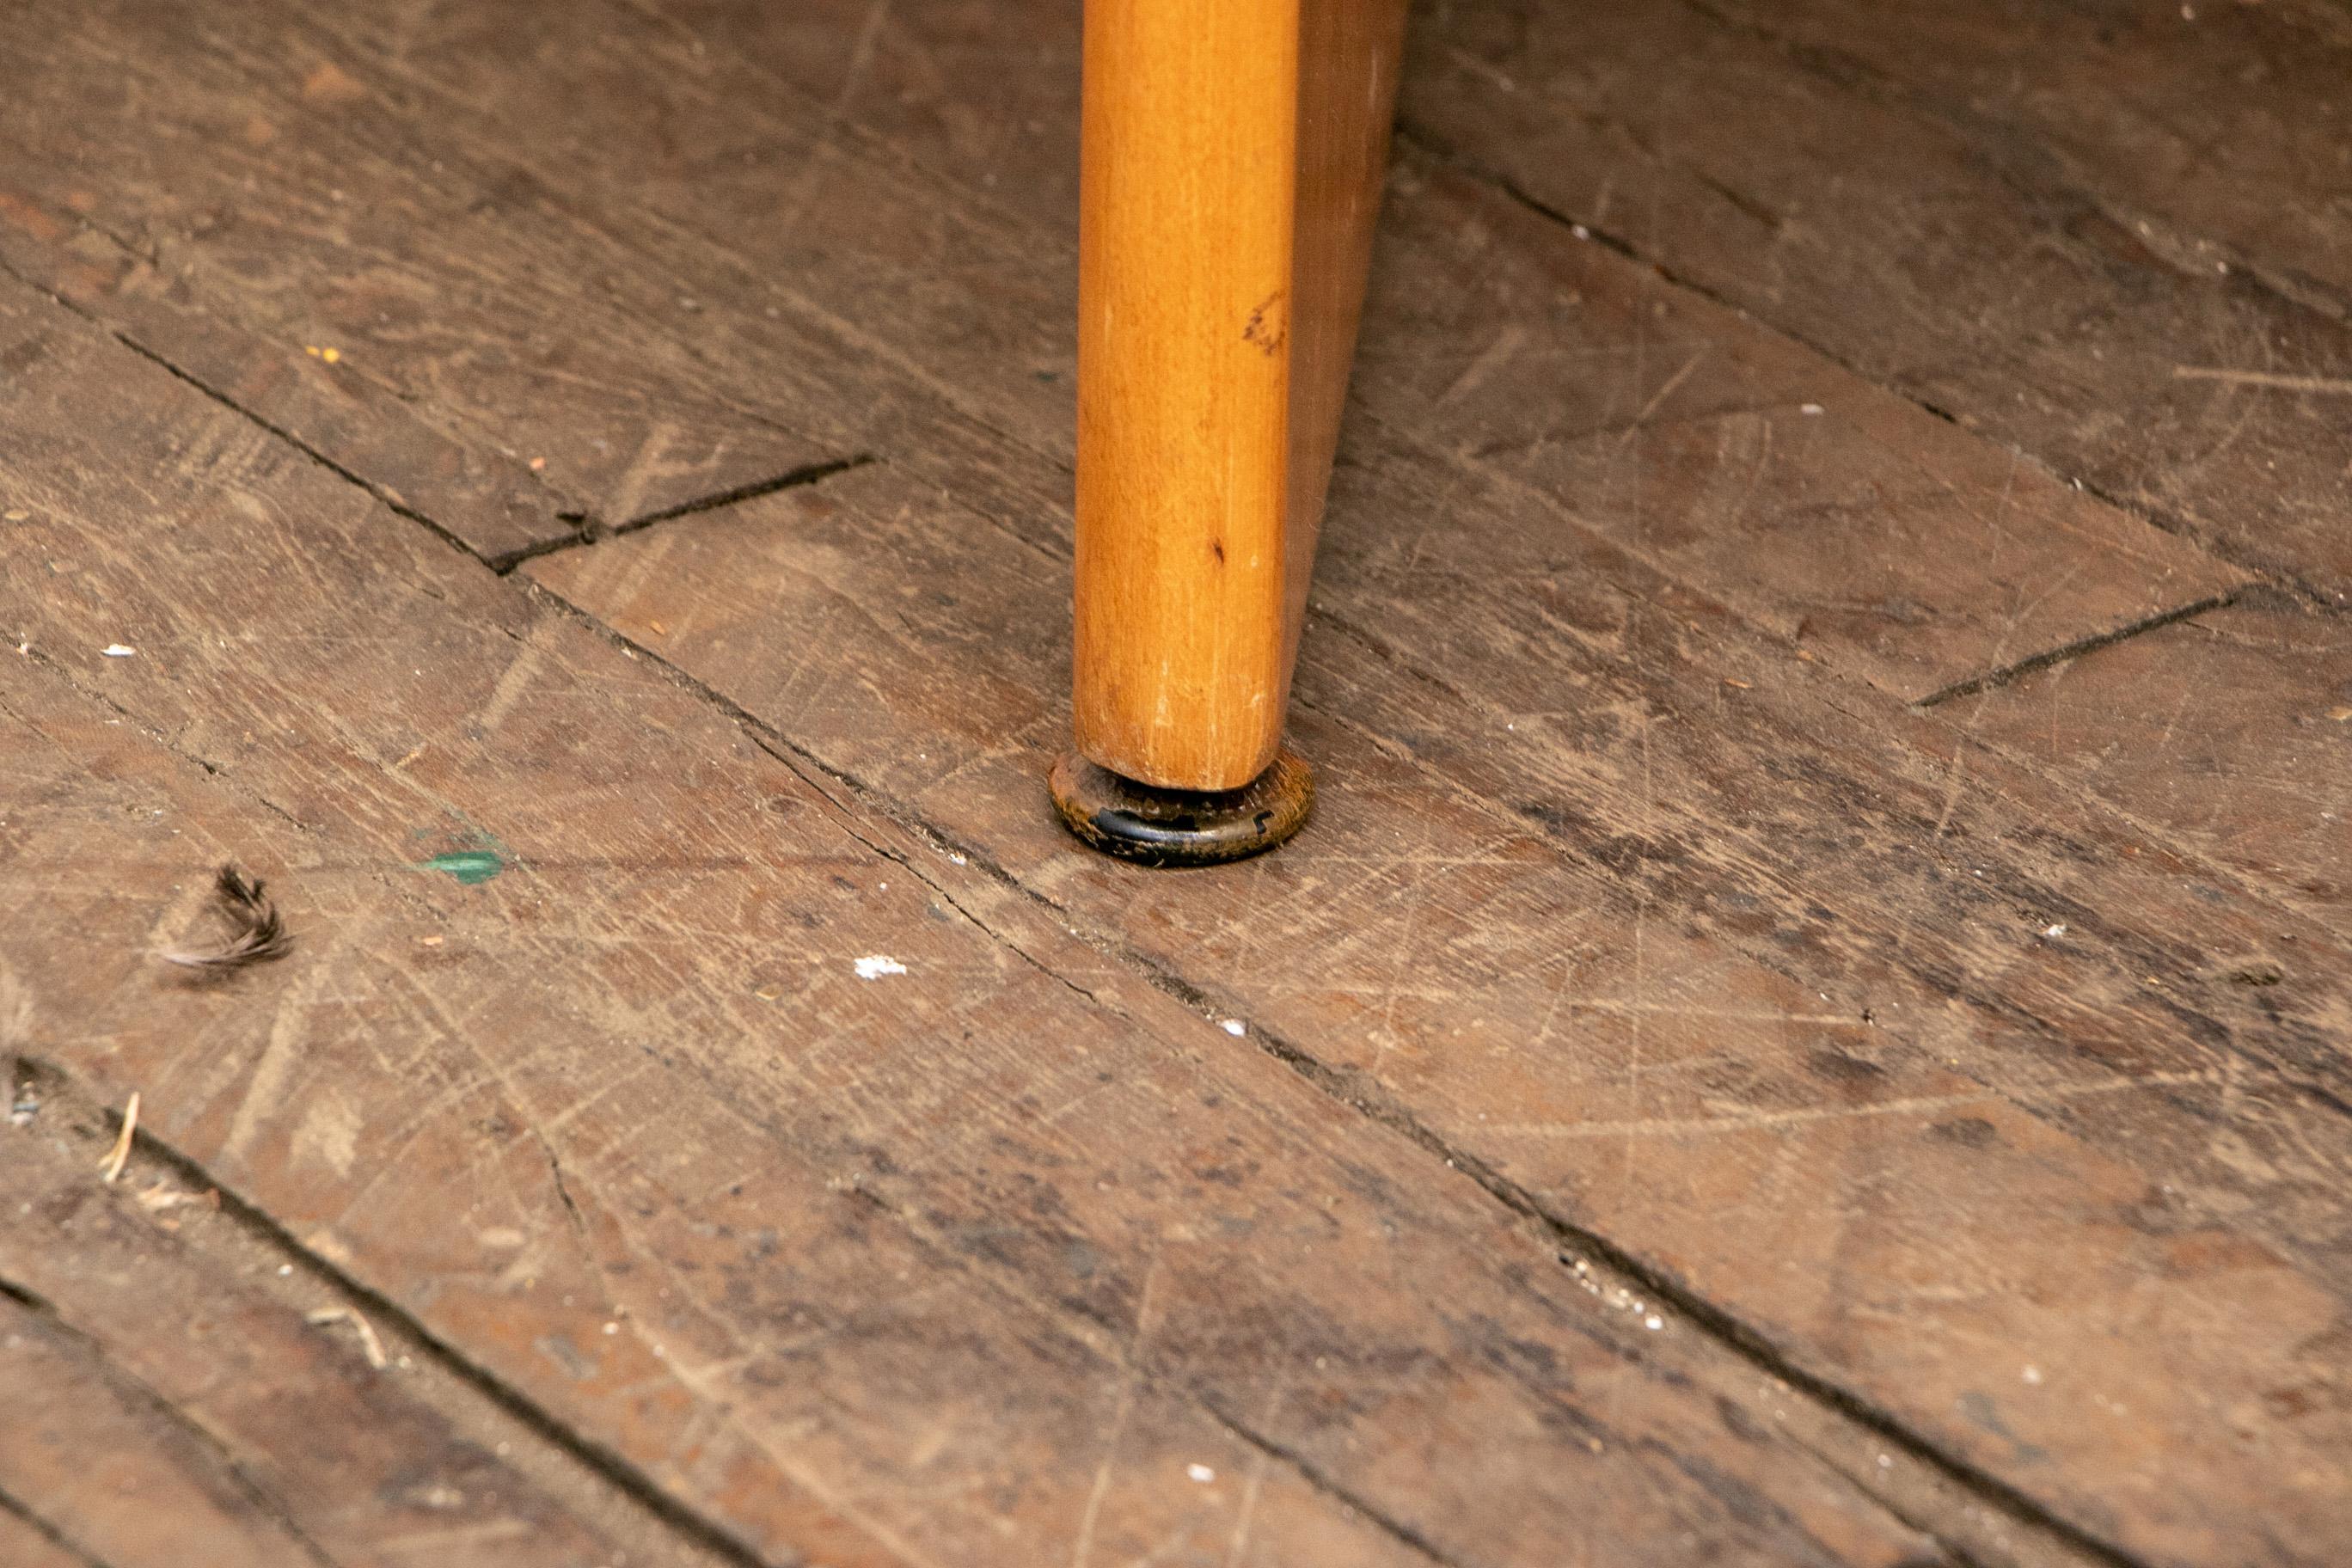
[0,1486,111,1568]
[1928,585,2352,935]
[0,248,497,575]
[497,455,885,575]
[0,240,878,583]
[1903,594,2247,710]
[1,1287,347,1568]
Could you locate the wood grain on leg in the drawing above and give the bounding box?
[1073,0,1406,796]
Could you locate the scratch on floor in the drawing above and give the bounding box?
[1433,322,1529,407]
[223,962,335,1161]
[1222,1382,1282,1568]
[1486,1066,2234,1142]
[657,1344,951,1568]
[774,0,893,233]
[1069,1376,1140,1568]
[2171,366,2352,395]
[1615,346,1708,450]
[475,631,549,733]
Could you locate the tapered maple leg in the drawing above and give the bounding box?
[1055,0,1406,866]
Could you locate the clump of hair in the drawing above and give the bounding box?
[161,864,292,972]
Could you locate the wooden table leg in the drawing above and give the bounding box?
[1052,0,1407,866]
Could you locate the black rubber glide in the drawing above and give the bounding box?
[1048,749,1314,867]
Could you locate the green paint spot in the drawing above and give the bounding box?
[420,849,505,885]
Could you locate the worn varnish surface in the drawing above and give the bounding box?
[1403,0,2352,605]
[3,271,1957,1568]
[0,1094,724,1568]
[3,3,2348,1566]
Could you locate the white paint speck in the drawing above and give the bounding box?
[1187,1464,1216,1484]
[2023,1365,2044,1385]
[1645,1314,1663,1331]
[1800,403,1824,415]
[1571,224,1590,241]
[854,956,908,980]
[2043,923,2067,938]
[1220,1019,1246,1037]
[101,644,135,658]
[603,1321,620,1336]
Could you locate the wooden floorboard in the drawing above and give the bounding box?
[1941,591,2352,929]
[0,0,2249,707]
[2,2,2347,1565]
[3,1299,327,1568]
[529,432,2352,1567]
[290,0,2249,706]
[1688,0,2352,307]
[1402,0,2352,605]
[0,0,1089,569]
[0,1071,738,1568]
[0,0,905,560]
[0,279,1967,1566]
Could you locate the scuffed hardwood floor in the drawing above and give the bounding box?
[3,3,2349,1565]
